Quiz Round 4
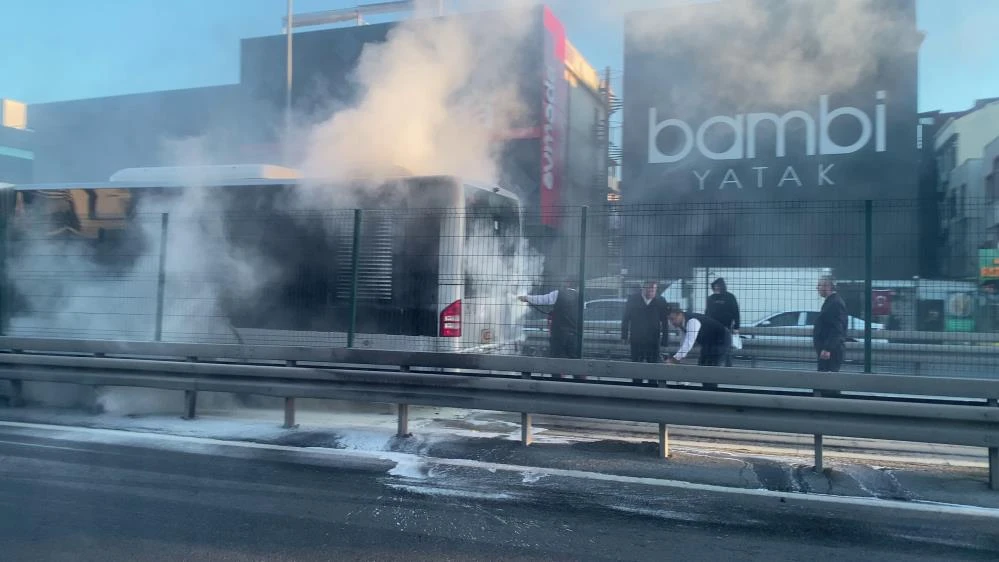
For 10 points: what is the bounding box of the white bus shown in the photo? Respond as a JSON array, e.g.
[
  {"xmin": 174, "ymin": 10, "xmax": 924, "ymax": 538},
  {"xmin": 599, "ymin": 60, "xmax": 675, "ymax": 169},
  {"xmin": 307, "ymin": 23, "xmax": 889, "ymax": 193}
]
[{"xmin": 2, "ymin": 165, "xmax": 530, "ymax": 353}]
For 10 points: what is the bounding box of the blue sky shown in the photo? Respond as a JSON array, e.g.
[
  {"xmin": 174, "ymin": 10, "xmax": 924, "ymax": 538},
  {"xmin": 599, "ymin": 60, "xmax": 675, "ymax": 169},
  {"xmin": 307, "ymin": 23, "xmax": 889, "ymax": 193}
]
[{"xmin": 0, "ymin": 0, "xmax": 996, "ymax": 112}]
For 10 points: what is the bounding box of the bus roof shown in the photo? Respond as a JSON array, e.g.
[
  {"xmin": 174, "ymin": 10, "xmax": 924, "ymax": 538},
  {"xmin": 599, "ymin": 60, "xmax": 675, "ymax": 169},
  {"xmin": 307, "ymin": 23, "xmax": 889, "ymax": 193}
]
[
  {"xmin": 109, "ymin": 164, "xmax": 302, "ymax": 183},
  {"xmin": 10, "ymin": 164, "xmax": 520, "ymax": 204}
]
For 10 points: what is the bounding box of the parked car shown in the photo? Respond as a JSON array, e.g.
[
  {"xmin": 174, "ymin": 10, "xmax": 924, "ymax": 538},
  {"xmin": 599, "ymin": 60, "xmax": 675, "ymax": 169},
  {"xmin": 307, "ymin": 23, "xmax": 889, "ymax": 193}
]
[
  {"xmin": 523, "ymin": 298, "xmax": 628, "ymax": 336},
  {"xmin": 745, "ymin": 310, "xmax": 885, "ymax": 342},
  {"xmin": 522, "ymin": 298, "xmax": 680, "ymax": 359},
  {"xmin": 523, "ymin": 298, "xmax": 681, "ymax": 338}
]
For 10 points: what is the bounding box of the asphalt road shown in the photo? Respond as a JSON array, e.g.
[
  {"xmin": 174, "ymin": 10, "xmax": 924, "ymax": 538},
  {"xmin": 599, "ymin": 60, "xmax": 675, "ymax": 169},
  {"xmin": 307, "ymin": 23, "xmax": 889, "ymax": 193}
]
[{"xmin": 0, "ymin": 424, "xmax": 997, "ymax": 561}]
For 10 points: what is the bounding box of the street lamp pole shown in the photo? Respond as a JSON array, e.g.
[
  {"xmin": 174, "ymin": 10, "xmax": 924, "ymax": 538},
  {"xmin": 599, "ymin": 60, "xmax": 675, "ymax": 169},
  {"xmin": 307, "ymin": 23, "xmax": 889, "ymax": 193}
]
[{"xmin": 284, "ymin": 0, "xmax": 294, "ymax": 162}]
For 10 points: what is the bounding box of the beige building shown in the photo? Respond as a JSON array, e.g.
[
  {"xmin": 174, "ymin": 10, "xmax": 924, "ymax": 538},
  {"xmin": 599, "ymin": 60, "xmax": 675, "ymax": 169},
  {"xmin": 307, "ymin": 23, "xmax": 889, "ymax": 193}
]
[{"xmin": 935, "ymin": 99, "xmax": 999, "ymax": 278}]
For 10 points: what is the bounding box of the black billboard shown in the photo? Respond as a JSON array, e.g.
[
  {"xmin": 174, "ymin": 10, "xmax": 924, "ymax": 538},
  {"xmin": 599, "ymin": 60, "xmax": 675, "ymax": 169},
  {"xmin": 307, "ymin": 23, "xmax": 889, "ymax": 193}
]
[{"xmin": 620, "ymin": 0, "xmax": 924, "ymax": 279}]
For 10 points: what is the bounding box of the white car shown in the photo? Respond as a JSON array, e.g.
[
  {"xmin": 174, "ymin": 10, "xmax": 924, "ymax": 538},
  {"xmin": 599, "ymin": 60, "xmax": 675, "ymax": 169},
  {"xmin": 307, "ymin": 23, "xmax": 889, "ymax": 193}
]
[
  {"xmin": 526, "ymin": 298, "xmax": 680, "ymax": 333},
  {"xmin": 523, "ymin": 298, "xmax": 629, "ymax": 335},
  {"xmin": 746, "ymin": 310, "xmax": 885, "ymax": 342}
]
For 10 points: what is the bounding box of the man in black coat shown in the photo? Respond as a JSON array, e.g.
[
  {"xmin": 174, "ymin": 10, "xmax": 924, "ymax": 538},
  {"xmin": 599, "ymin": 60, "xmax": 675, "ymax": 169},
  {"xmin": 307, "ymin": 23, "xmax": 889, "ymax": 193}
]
[
  {"xmin": 621, "ymin": 280, "xmax": 670, "ymax": 363},
  {"xmin": 705, "ymin": 277, "xmax": 740, "ymax": 366},
  {"xmin": 814, "ymin": 275, "xmax": 848, "ymax": 372}
]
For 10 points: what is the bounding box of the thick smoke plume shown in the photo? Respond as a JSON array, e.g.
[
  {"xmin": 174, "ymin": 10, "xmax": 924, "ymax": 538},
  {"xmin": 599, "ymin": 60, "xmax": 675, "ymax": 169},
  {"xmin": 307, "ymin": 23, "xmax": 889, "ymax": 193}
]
[
  {"xmin": 10, "ymin": 1, "xmax": 549, "ymax": 413},
  {"xmin": 297, "ymin": 0, "xmax": 535, "ymax": 188},
  {"xmin": 626, "ymin": 0, "xmax": 919, "ymax": 111}
]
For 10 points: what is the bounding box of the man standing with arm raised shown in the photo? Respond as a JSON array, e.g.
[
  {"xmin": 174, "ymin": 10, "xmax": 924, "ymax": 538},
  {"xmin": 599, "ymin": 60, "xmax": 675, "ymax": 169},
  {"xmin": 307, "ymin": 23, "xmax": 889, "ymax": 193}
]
[{"xmin": 519, "ymin": 277, "xmax": 580, "ymax": 360}]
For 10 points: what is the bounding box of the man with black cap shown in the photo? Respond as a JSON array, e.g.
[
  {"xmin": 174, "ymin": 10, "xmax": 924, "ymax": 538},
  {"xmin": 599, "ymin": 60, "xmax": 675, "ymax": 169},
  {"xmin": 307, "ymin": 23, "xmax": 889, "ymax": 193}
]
[
  {"xmin": 705, "ymin": 277, "xmax": 740, "ymax": 366},
  {"xmin": 519, "ymin": 277, "xmax": 580, "ymax": 359}
]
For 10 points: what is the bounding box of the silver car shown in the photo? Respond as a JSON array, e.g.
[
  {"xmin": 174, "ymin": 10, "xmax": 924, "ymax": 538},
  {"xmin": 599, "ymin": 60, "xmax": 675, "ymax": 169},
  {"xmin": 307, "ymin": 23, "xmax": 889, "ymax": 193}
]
[{"xmin": 746, "ymin": 310, "xmax": 886, "ymax": 342}]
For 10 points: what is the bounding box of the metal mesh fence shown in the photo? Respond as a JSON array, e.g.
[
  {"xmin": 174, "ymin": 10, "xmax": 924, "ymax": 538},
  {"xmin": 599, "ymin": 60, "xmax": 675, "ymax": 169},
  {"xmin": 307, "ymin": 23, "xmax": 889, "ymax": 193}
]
[{"xmin": 2, "ymin": 195, "xmax": 998, "ymax": 378}]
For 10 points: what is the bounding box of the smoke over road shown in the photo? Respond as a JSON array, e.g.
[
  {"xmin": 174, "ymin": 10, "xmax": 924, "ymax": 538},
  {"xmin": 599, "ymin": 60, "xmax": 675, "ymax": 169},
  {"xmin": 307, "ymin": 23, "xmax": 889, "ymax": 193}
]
[{"xmin": 7, "ymin": 1, "xmax": 550, "ymax": 414}]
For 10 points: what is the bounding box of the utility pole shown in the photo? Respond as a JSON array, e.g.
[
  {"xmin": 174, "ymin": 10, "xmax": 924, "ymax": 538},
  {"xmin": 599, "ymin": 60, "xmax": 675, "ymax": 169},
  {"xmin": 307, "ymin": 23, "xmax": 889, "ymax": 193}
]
[{"xmin": 285, "ymin": 0, "xmax": 294, "ymax": 163}]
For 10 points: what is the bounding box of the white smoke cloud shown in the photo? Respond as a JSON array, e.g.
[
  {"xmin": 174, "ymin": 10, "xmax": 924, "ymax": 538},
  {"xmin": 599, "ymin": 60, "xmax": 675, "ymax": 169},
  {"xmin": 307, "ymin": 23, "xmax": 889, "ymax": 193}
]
[
  {"xmin": 625, "ymin": 0, "xmax": 919, "ymax": 110},
  {"xmin": 9, "ymin": 0, "xmax": 554, "ymax": 414},
  {"xmin": 463, "ymin": 220, "xmax": 546, "ymax": 346},
  {"xmin": 296, "ymin": 0, "xmax": 535, "ymax": 189},
  {"xmin": 153, "ymin": 135, "xmax": 284, "ymax": 344}
]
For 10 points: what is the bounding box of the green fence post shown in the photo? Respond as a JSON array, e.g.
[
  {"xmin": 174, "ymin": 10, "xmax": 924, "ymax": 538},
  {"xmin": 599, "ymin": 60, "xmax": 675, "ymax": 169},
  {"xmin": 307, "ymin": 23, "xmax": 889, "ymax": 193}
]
[
  {"xmin": 154, "ymin": 213, "xmax": 169, "ymax": 342},
  {"xmin": 0, "ymin": 186, "xmax": 19, "ymax": 336},
  {"xmin": 864, "ymin": 200, "xmax": 873, "ymax": 373},
  {"xmin": 577, "ymin": 206, "xmax": 588, "ymax": 359},
  {"xmin": 348, "ymin": 209, "xmax": 362, "ymax": 349}
]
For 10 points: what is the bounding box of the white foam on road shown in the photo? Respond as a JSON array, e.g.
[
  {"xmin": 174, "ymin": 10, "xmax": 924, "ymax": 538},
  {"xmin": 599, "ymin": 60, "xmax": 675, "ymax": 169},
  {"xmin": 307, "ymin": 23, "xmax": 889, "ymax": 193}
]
[
  {"xmin": 521, "ymin": 471, "xmax": 548, "ymax": 484},
  {"xmin": 387, "ymin": 456, "xmax": 430, "ymax": 480},
  {"xmin": 2, "ymin": 420, "xmax": 998, "ymax": 520},
  {"xmin": 606, "ymin": 504, "xmax": 711, "ymax": 523},
  {"xmin": 387, "ymin": 483, "xmax": 518, "ymax": 501}
]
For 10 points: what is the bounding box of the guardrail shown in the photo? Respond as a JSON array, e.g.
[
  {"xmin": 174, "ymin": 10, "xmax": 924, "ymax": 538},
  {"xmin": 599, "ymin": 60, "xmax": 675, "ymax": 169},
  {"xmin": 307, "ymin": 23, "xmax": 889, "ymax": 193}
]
[
  {"xmin": 524, "ymin": 330, "xmax": 999, "ymax": 375},
  {"xmin": 0, "ymin": 336, "xmax": 997, "ymax": 490},
  {"xmin": 531, "ymin": 324, "xmax": 999, "ymax": 343}
]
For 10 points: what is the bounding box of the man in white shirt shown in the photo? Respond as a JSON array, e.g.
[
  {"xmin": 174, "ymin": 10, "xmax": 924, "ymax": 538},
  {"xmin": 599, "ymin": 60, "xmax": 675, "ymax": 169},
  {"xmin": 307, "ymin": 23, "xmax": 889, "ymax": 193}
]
[{"xmin": 666, "ymin": 307, "xmax": 730, "ymax": 366}]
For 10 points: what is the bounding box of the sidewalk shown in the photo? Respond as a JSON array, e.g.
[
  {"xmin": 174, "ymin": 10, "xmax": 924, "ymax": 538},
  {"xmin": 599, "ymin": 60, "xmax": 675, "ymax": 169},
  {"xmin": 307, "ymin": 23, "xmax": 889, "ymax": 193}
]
[{"xmin": 1, "ymin": 398, "xmax": 996, "ymax": 511}]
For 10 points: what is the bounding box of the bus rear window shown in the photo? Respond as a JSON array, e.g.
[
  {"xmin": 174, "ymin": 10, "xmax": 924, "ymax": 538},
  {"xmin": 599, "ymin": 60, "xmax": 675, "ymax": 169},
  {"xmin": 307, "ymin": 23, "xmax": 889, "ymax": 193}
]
[
  {"xmin": 464, "ymin": 187, "xmax": 522, "ymax": 299},
  {"xmin": 221, "ymin": 186, "xmax": 443, "ymax": 337}
]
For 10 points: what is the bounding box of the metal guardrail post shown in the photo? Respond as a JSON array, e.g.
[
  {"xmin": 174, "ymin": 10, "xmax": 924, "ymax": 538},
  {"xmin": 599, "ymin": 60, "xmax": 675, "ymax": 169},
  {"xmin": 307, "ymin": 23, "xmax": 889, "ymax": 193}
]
[
  {"xmin": 990, "ymin": 398, "xmax": 998, "ymax": 491},
  {"xmin": 656, "ymin": 380, "xmax": 669, "ymax": 458},
  {"xmin": 864, "ymin": 200, "xmax": 873, "ymax": 373},
  {"xmin": 182, "ymin": 355, "xmax": 197, "ymax": 420},
  {"xmin": 284, "ymin": 397, "xmax": 298, "ymax": 429},
  {"xmin": 348, "ymin": 209, "xmax": 362, "ymax": 349},
  {"xmin": 521, "ymin": 371, "xmax": 533, "ymax": 446},
  {"xmin": 397, "ymin": 365, "xmax": 411, "ymax": 438},
  {"xmin": 658, "ymin": 423, "xmax": 669, "ymax": 459},
  {"xmin": 814, "ymin": 434, "xmax": 824, "ymax": 471},
  {"xmin": 397, "ymin": 404, "xmax": 410, "ymax": 437},
  {"xmin": 577, "ymin": 206, "xmax": 588, "ymax": 359},
  {"xmin": 183, "ymin": 390, "xmax": 197, "ymax": 420},
  {"xmin": 813, "ymin": 389, "xmax": 824, "ymax": 471},
  {"xmin": 283, "ymin": 360, "xmax": 298, "ymax": 428},
  {"xmin": 8, "ymin": 379, "xmax": 23, "ymax": 407},
  {"xmin": 154, "ymin": 213, "xmax": 169, "ymax": 342}
]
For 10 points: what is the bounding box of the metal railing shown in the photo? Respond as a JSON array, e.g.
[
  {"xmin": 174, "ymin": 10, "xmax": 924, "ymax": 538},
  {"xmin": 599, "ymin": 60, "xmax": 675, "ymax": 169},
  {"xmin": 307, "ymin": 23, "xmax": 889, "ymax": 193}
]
[
  {"xmin": 4, "ymin": 198, "xmax": 999, "ymax": 373},
  {"xmin": 0, "ymin": 336, "xmax": 997, "ymax": 490}
]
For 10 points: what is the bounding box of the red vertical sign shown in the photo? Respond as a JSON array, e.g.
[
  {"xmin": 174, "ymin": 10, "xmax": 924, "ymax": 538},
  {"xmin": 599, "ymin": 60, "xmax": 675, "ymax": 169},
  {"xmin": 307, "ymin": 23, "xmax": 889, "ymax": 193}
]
[{"xmin": 541, "ymin": 7, "xmax": 568, "ymax": 227}]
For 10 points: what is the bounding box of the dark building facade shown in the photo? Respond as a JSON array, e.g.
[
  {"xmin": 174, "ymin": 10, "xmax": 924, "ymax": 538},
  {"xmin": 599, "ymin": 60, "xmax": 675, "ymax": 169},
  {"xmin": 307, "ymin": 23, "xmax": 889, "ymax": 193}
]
[
  {"xmin": 0, "ymin": 100, "xmax": 33, "ymax": 185},
  {"xmin": 621, "ymin": 0, "xmax": 923, "ymax": 280},
  {"xmin": 29, "ymin": 85, "xmax": 270, "ymax": 183}
]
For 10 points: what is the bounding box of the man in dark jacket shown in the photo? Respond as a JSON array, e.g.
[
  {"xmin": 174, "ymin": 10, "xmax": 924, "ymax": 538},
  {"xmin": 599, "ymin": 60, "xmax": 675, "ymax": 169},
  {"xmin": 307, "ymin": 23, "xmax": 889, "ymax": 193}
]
[
  {"xmin": 622, "ymin": 280, "xmax": 670, "ymax": 363},
  {"xmin": 705, "ymin": 277, "xmax": 740, "ymax": 366},
  {"xmin": 666, "ymin": 307, "xmax": 731, "ymax": 366},
  {"xmin": 519, "ymin": 278, "xmax": 580, "ymax": 359},
  {"xmin": 814, "ymin": 275, "xmax": 848, "ymax": 372}
]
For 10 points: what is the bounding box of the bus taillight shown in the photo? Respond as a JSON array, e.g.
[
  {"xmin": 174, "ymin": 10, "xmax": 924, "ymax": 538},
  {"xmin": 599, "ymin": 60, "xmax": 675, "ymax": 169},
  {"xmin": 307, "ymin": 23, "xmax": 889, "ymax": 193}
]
[{"xmin": 440, "ymin": 300, "xmax": 462, "ymax": 337}]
